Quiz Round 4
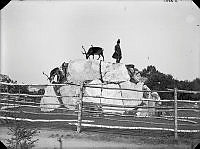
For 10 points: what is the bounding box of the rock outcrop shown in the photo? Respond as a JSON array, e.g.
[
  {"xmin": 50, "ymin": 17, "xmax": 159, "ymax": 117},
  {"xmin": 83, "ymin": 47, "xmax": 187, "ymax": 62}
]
[{"xmin": 40, "ymin": 59, "xmax": 161, "ymax": 116}]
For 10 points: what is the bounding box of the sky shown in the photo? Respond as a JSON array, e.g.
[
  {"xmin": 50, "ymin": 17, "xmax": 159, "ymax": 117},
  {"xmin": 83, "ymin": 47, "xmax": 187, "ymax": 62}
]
[{"xmin": 0, "ymin": 0, "xmax": 200, "ymax": 84}]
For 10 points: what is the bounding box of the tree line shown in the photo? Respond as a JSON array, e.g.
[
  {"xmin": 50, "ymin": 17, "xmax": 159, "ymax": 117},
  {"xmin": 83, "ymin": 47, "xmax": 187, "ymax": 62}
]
[{"xmin": 141, "ymin": 65, "xmax": 200, "ymax": 101}]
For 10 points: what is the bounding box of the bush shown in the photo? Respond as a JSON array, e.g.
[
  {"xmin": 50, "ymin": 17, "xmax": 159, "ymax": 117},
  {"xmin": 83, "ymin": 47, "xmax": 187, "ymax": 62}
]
[{"xmin": 6, "ymin": 120, "xmax": 39, "ymax": 149}]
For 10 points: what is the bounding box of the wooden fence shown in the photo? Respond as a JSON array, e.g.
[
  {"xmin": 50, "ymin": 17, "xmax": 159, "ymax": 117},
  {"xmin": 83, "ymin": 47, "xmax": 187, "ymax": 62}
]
[{"xmin": 0, "ymin": 81, "xmax": 200, "ymax": 140}]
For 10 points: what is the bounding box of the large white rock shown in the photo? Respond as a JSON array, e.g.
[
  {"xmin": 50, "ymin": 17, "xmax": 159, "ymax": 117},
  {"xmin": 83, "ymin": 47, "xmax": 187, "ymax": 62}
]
[
  {"xmin": 84, "ymin": 80, "xmax": 144, "ymax": 113},
  {"xmin": 67, "ymin": 59, "xmax": 101, "ymax": 84},
  {"xmin": 59, "ymin": 85, "xmax": 80, "ymax": 110},
  {"xmin": 101, "ymin": 83, "xmax": 124, "ymax": 113},
  {"xmin": 83, "ymin": 79, "xmax": 102, "ymax": 104},
  {"xmin": 147, "ymin": 92, "xmax": 161, "ymax": 116},
  {"xmin": 67, "ymin": 59, "xmax": 130, "ymax": 83},
  {"xmin": 119, "ymin": 81, "xmax": 143, "ymax": 107},
  {"xmin": 136, "ymin": 85, "xmax": 161, "ymax": 116},
  {"xmin": 40, "ymin": 86, "xmax": 60, "ymax": 112},
  {"xmin": 102, "ymin": 63, "xmax": 130, "ymax": 82}
]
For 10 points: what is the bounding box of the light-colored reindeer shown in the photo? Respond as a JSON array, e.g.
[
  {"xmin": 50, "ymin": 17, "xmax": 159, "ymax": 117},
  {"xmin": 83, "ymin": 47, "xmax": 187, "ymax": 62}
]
[{"xmin": 82, "ymin": 45, "xmax": 104, "ymax": 61}]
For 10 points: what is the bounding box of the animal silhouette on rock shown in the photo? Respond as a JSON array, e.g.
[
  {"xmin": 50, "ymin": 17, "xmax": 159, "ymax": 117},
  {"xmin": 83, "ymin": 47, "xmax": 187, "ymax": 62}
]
[{"xmin": 82, "ymin": 45, "xmax": 104, "ymax": 61}]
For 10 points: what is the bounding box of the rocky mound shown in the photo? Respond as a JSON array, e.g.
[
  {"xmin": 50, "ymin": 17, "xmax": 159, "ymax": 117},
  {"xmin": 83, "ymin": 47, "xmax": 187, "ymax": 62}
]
[{"xmin": 40, "ymin": 59, "xmax": 161, "ymax": 116}]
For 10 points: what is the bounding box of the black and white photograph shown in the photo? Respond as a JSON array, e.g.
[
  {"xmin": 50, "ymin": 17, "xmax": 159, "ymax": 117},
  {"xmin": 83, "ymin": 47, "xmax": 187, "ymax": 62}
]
[{"xmin": 0, "ymin": 0, "xmax": 200, "ymax": 148}]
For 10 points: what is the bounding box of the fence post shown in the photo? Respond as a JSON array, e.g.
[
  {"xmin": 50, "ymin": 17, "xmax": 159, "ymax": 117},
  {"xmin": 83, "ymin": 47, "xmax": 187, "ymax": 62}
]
[
  {"xmin": 77, "ymin": 82, "xmax": 84, "ymax": 133},
  {"xmin": 174, "ymin": 88, "xmax": 178, "ymax": 140}
]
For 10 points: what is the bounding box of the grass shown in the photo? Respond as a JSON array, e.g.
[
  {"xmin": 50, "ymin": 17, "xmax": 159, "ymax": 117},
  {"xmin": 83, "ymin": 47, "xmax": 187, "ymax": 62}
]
[{"xmin": 0, "ymin": 96, "xmax": 200, "ymax": 146}]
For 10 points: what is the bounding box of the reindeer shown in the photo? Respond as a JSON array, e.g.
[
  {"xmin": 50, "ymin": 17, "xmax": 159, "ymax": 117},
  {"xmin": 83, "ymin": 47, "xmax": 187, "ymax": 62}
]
[
  {"xmin": 43, "ymin": 68, "xmax": 62, "ymax": 83},
  {"xmin": 43, "ymin": 62, "xmax": 68, "ymax": 84},
  {"xmin": 82, "ymin": 45, "xmax": 104, "ymax": 61}
]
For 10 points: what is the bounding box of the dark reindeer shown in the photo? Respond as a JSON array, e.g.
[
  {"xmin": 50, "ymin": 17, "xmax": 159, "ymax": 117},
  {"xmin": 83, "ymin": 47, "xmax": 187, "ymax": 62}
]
[
  {"xmin": 43, "ymin": 68, "xmax": 63, "ymax": 83},
  {"xmin": 43, "ymin": 62, "xmax": 68, "ymax": 84},
  {"xmin": 82, "ymin": 45, "xmax": 104, "ymax": 61}
]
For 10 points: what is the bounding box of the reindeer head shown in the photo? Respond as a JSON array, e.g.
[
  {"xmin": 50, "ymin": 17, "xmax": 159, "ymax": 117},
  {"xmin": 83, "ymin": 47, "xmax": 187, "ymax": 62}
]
[
  {"xmin": 49, "ymin": 67, "xmax": 60, "ymax": 83},
  {"xmin": 49, "ymin": 73, "xmax": 56, "ymax": 83}
]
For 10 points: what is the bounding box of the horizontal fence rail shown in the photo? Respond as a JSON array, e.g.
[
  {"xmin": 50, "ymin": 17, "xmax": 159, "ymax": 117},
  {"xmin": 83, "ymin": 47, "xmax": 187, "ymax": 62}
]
[
  {"xmin": 168, "ymin": 88, "xmax": 200, "ymax": 94},
  {"xmin": 0, "ymin": 81, "xmax": 200, "ymax": 139}
]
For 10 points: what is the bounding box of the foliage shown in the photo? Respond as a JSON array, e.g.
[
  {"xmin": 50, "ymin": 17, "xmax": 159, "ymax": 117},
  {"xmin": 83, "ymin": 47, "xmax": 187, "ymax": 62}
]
[
  {"xmin": 0, "ymin": 74, "xmax": 29, "ymax": 94},
  {"xmin": 141, "ymin": 65, "xmax": 200, "ymax": 102},
  {"xmin": 6, "ymin": 121, "xmax": 39, "ymax": 149}
]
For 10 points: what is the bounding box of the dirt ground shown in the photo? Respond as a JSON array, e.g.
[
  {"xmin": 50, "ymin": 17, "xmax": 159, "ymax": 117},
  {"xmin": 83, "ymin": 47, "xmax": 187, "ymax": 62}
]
[{"xmin": 0, "ymin": 126, "xmax": 193, "ymax": 149}]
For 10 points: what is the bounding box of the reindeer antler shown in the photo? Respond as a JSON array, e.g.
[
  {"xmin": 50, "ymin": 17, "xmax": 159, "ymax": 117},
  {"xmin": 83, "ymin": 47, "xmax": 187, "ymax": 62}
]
[
  {"xmin": 81, "ymin": 46, "xmax": 87, "ymax": 54},
  {"xmin": 42, "ymin": 72, "xmax": 50, "ymax": 81}
]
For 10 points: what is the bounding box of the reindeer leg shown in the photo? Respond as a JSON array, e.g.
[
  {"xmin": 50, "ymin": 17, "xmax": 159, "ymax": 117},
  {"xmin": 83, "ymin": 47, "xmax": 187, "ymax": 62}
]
[
  {"xmin": 97, "ymin": 55, "xmax": 100, "ymax": 60},
  {"xmin": 101, "ymin": 53, "xmax": 104, "ymax": 61},
  {"xmin": 93, "ymin": 55, "xmax": 94, "ymax": 59}
]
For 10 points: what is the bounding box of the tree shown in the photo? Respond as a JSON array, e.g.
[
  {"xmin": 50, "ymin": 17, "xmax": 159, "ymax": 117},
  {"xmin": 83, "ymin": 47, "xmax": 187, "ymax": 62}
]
[{"xmin": 141, "ymin": 65, "xmax": 200, "ymax": 102}]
